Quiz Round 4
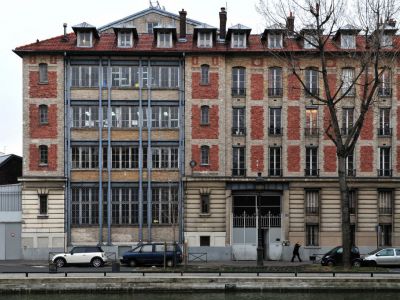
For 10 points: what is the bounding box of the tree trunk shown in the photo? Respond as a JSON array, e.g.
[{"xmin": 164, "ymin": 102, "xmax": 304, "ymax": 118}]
[{"xmin": 338, "ymin": 154, "xmax": 351, "ymax": 267}]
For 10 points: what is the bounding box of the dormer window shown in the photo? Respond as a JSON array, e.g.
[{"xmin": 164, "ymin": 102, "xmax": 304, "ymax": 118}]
[
  {"xmin": 268, "ymin": 33, "xmax": 283, "ymax": 49},
  {"xmin": 198, "ymin": 32, "xmax": 213, "ymax": 48},
  {"xmin": 118, "ymin": 32, "xmax": 132, "ymax": 47},
  {"xmin": 304, "ymin": 34, "xmax": 317, "ymax": 49},
  {"xmin": 232, "ymin": 33, "xmax": 246, "ymax": 48},
  {"xmin": 341, "ymin": 34, "xmax": 356, "ymax": 49},
  {"xmin": 77, "ymin": 32, "xmax": 92, "ymax": 47},
  {"xmin": 381, "ymin": 34, "xmax": 392, "ymax": 48},
  {"xmin": 158, "ymin": 32, "xmax": 172, "ymax": 48}
]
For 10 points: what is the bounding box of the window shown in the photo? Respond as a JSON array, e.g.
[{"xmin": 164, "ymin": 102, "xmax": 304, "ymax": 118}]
[
  {"xmin": 151, "ymin": 66, "xmax": 179, "ymax": 88},
  {"xmin": 268, "ymin": 33, "xmax": 282, "ymax": 48},
  {"xmin": 157, "ymin": 32, "xmax": 172, "ymax": 48},
  {"xmin": 349, "ymin": 190, "xmax": 357, "ymax": 214},
  {"xmin": 379, "ymin": 224, "xmax": 392, "ymax": 247},
  {"xmin": 147, "ymin": 22, "xmax": 159, "ymax": 34},
  {"xmin": 200, "ymin": 236, "xmax": 210, "ymax": 246},
  {"xmin": 151, "ymin": 147, "xmax": 179, "ymax": 169},
  {"xmin": 77, "ymin": 32, "xmax": 92, "ymax": 47},
  {"xmin": 379, "ymin": 190, "xmax": 393, "ymax": 215},
  {"xmin": 39, "ymin": 145, "xmax": 48, "ymax": 165},
  {"xmin": 71, "ymin": 187, "xmax": 100, "ymax": 225},
  {"xmin": 341, "ymin": 34, "xmax": 356, "ymax": 49},
  {"xmin": 381, "ymin": 34, "xmax": 392, "ymax": 48},
  {"xmin": 201, "ymin": 106, "xmax": 209, "ymax": 125},
  {"xmin": 232, "ymin": 147, "xmax": 245, "ymax": 176},
  {"xmin": 342, "ymin": 108, "xmax": 354, "ymax": 135},
  {"xmin": 71, "ymin": 66, "xmax": 106, "ymax": 87},
  {"xmin": 232, "ymin": 67, "xmax": 246, "ymax": 96},
  {"xmin": 305, "ymin": 68, "xmax": 319, "ymax": 96},
  {"xmin": 378, "ymin": 147, "xmax": 391, "ymax": 176},
  {"xmin": 269, "ymin": 107, "xmax": 282, "ymax": 135},
  {"xmin": 306, "ymin": 224, "xmax": 319, "ymax": 246},
  {"xmin": 201, "ymin": 64, "xmax": 209, "ymax": 84},
  {"xmin": 305, "ymin": 190, "xmax": 319, "ymax": 215},
  {"xmin": 39, "ymin": 63, "xmax": 48, "ymax": 83},
  {"xmin": 39, "ymin": 195, "xmax": 48, "ymax": 215},
  {"xmin": 268, "ymin": 67, "xmax": 283, "ymax": 96},
  {"xmin": 232, "ymin": 107, "xmax": 245, "ymax": 135},
  {"xmin": 231, "ymin": 32, "xmax": 246, "ymax": 48},
  {"xmin": 305, "ymin": 147, "xmax": 318, "ymax": 176},
  {"xmin": 341, "ymin": 68, "xmax": 355, "ymax": 96},
  {"xmin": 71, "ymin": 147, "xmax": 99, "ymax": 169},
  {"xmin": 378, "ymin": 108, "xmax": 391, "ymax": 136},
  {"xmin": 39, "ymin": 105, "xmax": 48, "ymax": 125},
  {"xmin": 378, "ymin": 70, "xmax": 391, "ymax": 96},
  {"xmin": 198, "ymin": 32, "xmax": 212, "ymax": 47},
  {"xmin": 118, "ymin": 31, "xmax": 132, "ymax": 47},
  {"xmin": 304, "ymin": 34, "xmax": 318, "ymax": 49},
  {"xmin": 269, "ymin": 147, "xmax": 281, "ymax": 176},
  {"xmin": 305, "ymin": 108, "xmax": 318, "ymax": 136},
  {"xmin": 201, "ymin": 146, "xmax": 209, "ymax": 165},
  {"xmin": 201, "ymin": 194, "xmax": 210, "ymax": 214},
  {"xmin": 346, "ymin": 151, "xmax": 355, "ymax": 176},
  {"xmin": 151, "ymin": 187, "xmax": 179, "ymax": 224}
]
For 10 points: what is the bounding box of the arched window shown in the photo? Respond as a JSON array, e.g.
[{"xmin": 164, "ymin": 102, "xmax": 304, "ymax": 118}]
[
  {"xmin": 39, "ymin": 145, "xmax": 48, "ymax": 165},
  {"xmin": 39, "ymin": 105, "xmax": 48, "ymax": 125},
  {"xmin": 232, "ymin": 67, "xmax": 246, "ymax": 96},
  {"xmin": 200, "ymin": 105, "xmax": 209, "ymax": 125},
  {"xmin": 200, "ymin": 145, "xmax": 209, "ymax": 165},
  {"xmin": 201, "ymin": 64, "xmax": 209, "ymax": 84},
  {"xmin": 39, "ymin": 63, "xmax": 48, "ymax": 83}
]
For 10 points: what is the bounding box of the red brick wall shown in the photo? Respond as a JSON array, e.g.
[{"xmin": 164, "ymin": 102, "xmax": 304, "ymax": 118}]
[
  {"xmin": 29, "ymin": 144, "xmax": 57, "ymax": 171},
  {"xmin": 287, "ymin": 106, "xmax": 300, "ymax": 140},
  {"xmin": 326, "ymin": 74, "xmax": 337, "ymax": 98},
  {"xmin": 288, "ymin": 73, "xmax": 301, "ymax": 100},
  {"xmin": 29, "ymin": 104, "xmax": 58, "ymax": 138},
  {"xmin": 397, "ymin": 146, "xmax": 400, "ymax": 172},
  {"xmin": 192, "ymin": 105, "xmax": 219, "ymax": 139},
  {"xmin": 323, "ymin": 106, "xmax": 334, "ymax": 140},
  {"xmin": 360, "ymin": 146, "xmax": 373, "ymax": 172},
  {"xmin": 360, "ymin": 109, "xmax": 373, "ymax": 140},
  {"xmin": 397, "ymin": 107, "xmax": 400, "ymax": 140},
  {"xmin": 192, "ymin": 72, "xmax": 219, "ymax": 99},
  {"xmin": 250, "ymin": 74, "xmax": 264, "ymax": 100},
  {"xmin": 287, "ymin": 145, "xmax": 300, "ymax": 172},
  {"xmin": 191, "ymin": 145, "xmax": 219, "ymax": 171},
  {"xmin": 324, "ymin": 145, "xmax": 337, "ymax": 172},
  {"xmin": 251, "ymin": 106, "xmax": 264, "ymax": 140},
  {"xmin": 251, "ymin": 145, "xmax": 264, "ymax": 172},
  {"xmin": 29, "ymin": 71, "xmax": 57, "ymax": 98}
]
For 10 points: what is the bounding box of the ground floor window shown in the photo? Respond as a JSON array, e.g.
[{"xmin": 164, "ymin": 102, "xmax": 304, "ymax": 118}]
[
  {"xmin": 306, "ymin": 224, "xmax": 319, "ymax": 246},
  {"xmin": 379, "ymin": 224, "xmax": 392, "ymax": 246}
]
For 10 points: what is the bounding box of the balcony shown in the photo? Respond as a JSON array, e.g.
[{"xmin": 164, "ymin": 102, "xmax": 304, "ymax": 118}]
[
  {"xmin": 304, "ymin": 127, "xmax": 319, "ymax": 137},
  {"xmin": 232, "ymin": 88, "xmax": 246, "ymax": 97},
  {"xmin": 377, "ymin": 87, "xmax": 392, "ymax": 97},
  {"xmin": 268, "ymin": 127, "xmax": 283, "ymax": 136},
  {"xmin": 304, "ymin": 87, "xmax": 319, "ymax": 97},
  {"xmin": 269, "ymin": 168, "xmax": 282, "ymax": 177},
  {"xmin": 232, "ymin": 168, "xmax": 246, "ymax": 177},
  {"xmin": 268, "ymin": 88, "xmax": 283, "ymax": 97},
  {"xmin": 378, "ymin": 127, "xmax": 392, "ymax": 136},
  {"xmin": 232, "ymin": 127, "xmax": 246, "ymax": 136},
  {"xmin": 346, "ymin": 169, "xmax": 356, "ymax": 177},
  {"xmin": 379, "ymin": 207, "xmax": 393, "ymax": 215},
  {"xmin": 305, "ymin": 168, "xmax": 319, "ymax": 177},
  {"xmin": 306, "ymin": 206, "xmax": 319, "ymax": 215},
  {"xmin": 378, "ymin": 169, "xmax": 392, "ymax": 177}
]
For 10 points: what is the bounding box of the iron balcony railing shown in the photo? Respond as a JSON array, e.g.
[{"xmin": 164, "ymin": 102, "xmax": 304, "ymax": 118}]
[
  {"xmin": 306, "ymin": 206, "xmax": 319, "ymax": 215},
  {"xmin": 346, "ymin": 169, "xmax": 356, "ymax": 177},
  {"xmin": 233, "ymin": 214, "xmax": 282, "ymax": 228},
  {"xmin": 232, "ymin": 168, "xmax": 246, "ymax": 177},
  {"xmin": 268, "ymin": 127, "xmax": 283, "ymax": 136},
  {"xmin": 377, "ymin": 87, "xmax": 392, "ymax": 97},
  {"xmin": 341, "ymin": 88, "xmax": 356, "ymax": 97},
  {"xmin": 232, "ymin": 88, "xmax": 246, "ymax": 97},
  {"xmin": 379, "ymin": 207, "xmax": 393, "ymax": 215},
  {"xmin": 304, "ymin": 87, "xmax": 319, "ymax": 97},
  {"xmin": 304, "ymin": 127, "xmax": 319, "ymax": 137},
  {"xmin": 268, "ymin": 88, "xmax": 283, "ymax": 97},
  {"xmin": 232, "ymin": 127, "xmax": 246, "ymax": 136},
  {"xmin": 305, "ymin": 168, "xmax": 319, "ymax": 177},
  {"xmin": 378, "ymin": 169, "xmax": 392, "ymax": 177},
  {"xmin": 269, "ymin": 168, "xmax": 282, "ymax": 177},
  {"xmin": 378, "ymin": 127, "xmax": 392, "ymax": 136}
]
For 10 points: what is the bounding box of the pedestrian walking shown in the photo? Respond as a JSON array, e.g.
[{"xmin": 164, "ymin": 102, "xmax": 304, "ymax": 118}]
[{"xmin": 291, "ymin": 242, "xmax": 302, "ymax": 262}]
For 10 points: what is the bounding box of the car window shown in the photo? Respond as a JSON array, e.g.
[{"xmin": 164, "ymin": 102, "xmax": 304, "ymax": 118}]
[
  {"xmin": 396, "ymin": 249, "xmax": 400, "ymax": 256},
  {"xmin": 71, "ymin": 247, "xmax": 84, "ymax": 254},
  {"xmin": 155, "ymin": 245, "xmax": 165, "ymax": 252},
  {"xmin": 86, "ymin": 247, "xmax": 99, "ymax": 253},
  {"xmin": 351, "ymin": 247, "xmax": 359, "ymax": 254},
  {"xmin": 141, "ymin": 245, "xmax": 153, "ymax": 253},
  {"xmin": 337, "ymin": 248, "xmax": 343, "ymax": 254},
  {"xmin": 377, "ymin": 249, "xmax": 394, "ymax": 257},
  {"xmin": 131, "ymin": 246, "xmax": 141, "ymax": 252}
]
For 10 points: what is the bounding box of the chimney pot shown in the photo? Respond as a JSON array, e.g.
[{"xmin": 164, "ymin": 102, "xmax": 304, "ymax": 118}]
[
  {"xmin": 179, "ymin": 9, "xmax": 187, "ymax": 39},
  {"xmin": 219, "ymin": 7, "xmax": 227, "ymax": 40},
  {"xmin": 286, "ymin": 13, "xmax": 295, "ymax": 34}
]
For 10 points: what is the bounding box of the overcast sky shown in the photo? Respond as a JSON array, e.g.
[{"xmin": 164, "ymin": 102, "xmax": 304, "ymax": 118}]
[{"xmin": 0, "ymin": 0, "xmax": 265, "ymax": 156}]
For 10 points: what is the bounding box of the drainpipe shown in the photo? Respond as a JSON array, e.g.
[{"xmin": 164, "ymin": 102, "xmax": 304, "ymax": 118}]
[
  {"xmin": 178, "ymin": 53, "xmax": 185, "ymax": 244},
  {"xmin": 138, "ymin": 58, "xmax": 143, "ymax": 242},
  {"xmin": 64, "ymin": 53, "xmax": 70, "ymax": 249},
  {"xmin": 98, "ymin": 58, "xmax": 103, "ymax": 244},
  {"xmin": 107, "ymin": 58, "xmax": 112, "ymax": 245},
  {"xmin": 147, "ymin": 58, "xmax": 152, "ymax": 242}
]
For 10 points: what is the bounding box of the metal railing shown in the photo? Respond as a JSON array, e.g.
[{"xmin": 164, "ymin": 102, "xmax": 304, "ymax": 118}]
[
  {"xmin": 232, "ymin": 88, "xmax": 246, "ymax": 97},
  {"xmin": 232, "ymin": 127, "xmax": 246, "ymax": 136},
  {"xmin": 305, "ymin": 168, "xmax": 319, "ymax": 177},
  {"xmin": 378, "ymin": 127, "xmax": 392, "ymax": 136},
  {"xmin": 232, "ymin": 214, "xmax": 281, "ymax": 228},
  {"xmin": 268, "ymin": 127, "xmax": 283, "ymax": 136},
  {"xmin": 377, "ymin": 169, "xmax": 392, "ymax": 177},
  {"xmin": 304, "ymin": 88, "xmax": 319, "ymax": 97},
  {"xmin": 379, "ymin": 208, "xmax": 393, "ymax": 215},
  {"xmin": 304, "ymin": 128, "xmax": 319, "ymax": 137},
  {"xmin": 306, "ymin": 207, "xmax": 319, "ymax": 215},
  {"xmin": 269, "ymin": 168, "xmax": 282, "ymax": 177},
  {"xmin": 232, "ymin": 168, "xmax": 246, "ymax": 176},
  {"xmin": 268, "ymin": 88, "xmax": 283, "ymax": 97},
  {"xmin": 377, "ymin": 87, "xmax": 392, "ymax": 97},
  {"xmin": 346, "ymin": 169, "xmax": 356, "ymax": 177},
  {"xmin": 0, "ymin": 184, "xmax": 21, "ymax": 212}
]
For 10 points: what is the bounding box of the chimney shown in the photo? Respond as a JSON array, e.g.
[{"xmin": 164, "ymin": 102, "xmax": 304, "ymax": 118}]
[
  {"xmin": 62, "ymin": 23, "xmax": 68, "ymax": 42},
  {"xmin": 286, "ymin": 12, "xmax": 294, "ymax": 34},
  {"xmin": 179, "ymin": 9, "xmax": 187, "ymax": 39},
  {"xmin": 219, "ymin": 7, "xmax": 227, "ymax": 40},
  {"xmin": 387, "ymin": 18, "xmax": 396, "ymax": 28}
]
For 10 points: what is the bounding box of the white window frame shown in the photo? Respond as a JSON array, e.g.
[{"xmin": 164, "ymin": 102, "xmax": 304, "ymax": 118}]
[
  {"xmin": 147, "ymin": 22, "xmax": 159, "ymax": 34},
  {"xmin": 198, "ymin": 32, "xmax": 213, "ymax": 48},
  {"xmin": 157, "ymin": 32, "xmax": 172, "ymax": 48},
  {"xmin": 268, "ymin": 33, "xmax": 283, "ymax": 49},
  {"xmin": 77, "ymin": 32, "xmax": 93, "ymax": 47},
  {"xmin": 231, "ymin": 32, "xmax": 246, "ymax": 48},
  {"xmin": 341, "ymin": 68, "xmax": 355, "ymax": 95},
  {"xmin": 341, "ymin": 34, "xmax": 356, "ymax": 49},
  {"xmin": 118, "ymin": 32, "xmax": 133, "ymax": 48},
  {"xmin": 304, "ymin": 34, "xmax": 317, "ymax": 49},
  {"xmin": 381, "ymin": 34, "xmax": 392, "ymax": 48}
]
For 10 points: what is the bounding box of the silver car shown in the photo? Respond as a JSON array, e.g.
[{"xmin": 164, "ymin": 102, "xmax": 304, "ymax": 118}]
[{"xmin": 363, "ymin": 248, "xmax": 400, "ymax": 266}]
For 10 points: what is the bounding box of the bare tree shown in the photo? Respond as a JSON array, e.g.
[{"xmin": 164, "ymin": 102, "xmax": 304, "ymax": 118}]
[{"xmin": 257, "ymin": 0, "xmax": 399, "ymax": 267}]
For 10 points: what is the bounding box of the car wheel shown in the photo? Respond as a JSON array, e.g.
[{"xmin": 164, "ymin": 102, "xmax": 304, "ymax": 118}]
[
  {"xmin": 91, "ymin": 257, "xmax": 103, "ymax": 268},
  {"xmin": 166, "ymin": 259, "xmax": 174, "ymax": 267},
  {"xmin": 327, "ymin": 261, "xmax": 335, "ymax": 267},
  {"xmin": 370, "ymin": 260, "xmax": 377, "ymax": 267},
  {"xmin": 129, "ymin": 259, "xmax": 137, "ymax": 267},
  {"xmin": 352, "ymin": 260, "xmax": 361, "ymax": 268},
  {"xmin": 55, "ymin": 258, "xmax": 66, "ymax": 268}
]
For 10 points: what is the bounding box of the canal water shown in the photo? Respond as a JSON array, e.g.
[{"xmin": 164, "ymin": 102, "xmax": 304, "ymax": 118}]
[{"xmin": 0, "ymin": 293, "xmax": 397, "ymax": 300}]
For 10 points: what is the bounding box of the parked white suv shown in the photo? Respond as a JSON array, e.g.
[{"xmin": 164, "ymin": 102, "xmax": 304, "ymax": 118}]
[{"xmin": 52, "ymin": 246, "xmax": 107, "ymax": 268}]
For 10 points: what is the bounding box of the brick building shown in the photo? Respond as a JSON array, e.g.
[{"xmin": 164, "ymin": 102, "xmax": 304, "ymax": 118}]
[{"xmin": 14, "ymin": 5, "xmax": 400, "ymax": 260}]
